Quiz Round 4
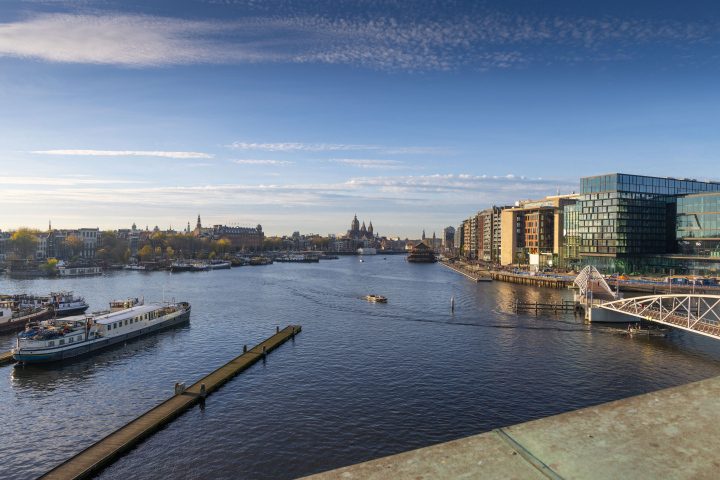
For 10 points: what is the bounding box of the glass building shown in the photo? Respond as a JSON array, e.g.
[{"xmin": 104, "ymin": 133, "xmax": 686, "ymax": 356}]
[
  {"xmin": 563, "ymin": 203, "xmax": 581, "ymax": 267},
  {"xmin": 579, "ymin": 174, "xmax": 720, "ymax": 273},
  {"xmin": 677, "ymin": 193, "xmax": 720, "ymax": 258}
]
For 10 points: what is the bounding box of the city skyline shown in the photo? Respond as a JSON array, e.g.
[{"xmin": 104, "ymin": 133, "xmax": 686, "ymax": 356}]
[{"xmin": 2, "ymin": 0, "xmax": 719, "ymax": 237}]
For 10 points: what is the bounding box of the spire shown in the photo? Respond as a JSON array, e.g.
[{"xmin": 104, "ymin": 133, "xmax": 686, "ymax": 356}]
[
  {"xmin": 197, "ymin": 214, "xmax": 202, "ymax": 229},
  {"xmin": 422, "ymin": 230, "xmax": 425, "ymax": 240}
]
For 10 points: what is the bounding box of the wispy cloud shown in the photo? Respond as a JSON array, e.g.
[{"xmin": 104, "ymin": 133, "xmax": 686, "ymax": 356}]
[
  {"xmin": 227, "ymin": 142, "xmax": 374, "ymax": 152},
  {"xmin": 31, "ymin": 149, "xmax": 214, "ymax": 159},
  {"xmin": 229, "ymin": 159, "xmax": 294, "ymax": 165},
  {"xmin": 330, "ymin": 159, "xmax": 411, "ymax": 170},
  {"xmin": 0, "ymin": 176, "xmax": 144, "ymax": 186},
  {"xmin": 0, "ymin": 11, "xmax": 714, "ymax": 71}
]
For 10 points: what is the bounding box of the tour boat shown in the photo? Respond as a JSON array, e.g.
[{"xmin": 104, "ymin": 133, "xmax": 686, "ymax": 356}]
[
  {"xmin": 366, "ymin": 294, "xmax": 387, "ymax": 303},
  {"xmin": 12, "ymin": 300, "xmax": 191, "ymax": 364},
  {"xmin": 627, "ymin": 325, "xmax": 669, "ymax": 337},
  {"xmin": 210, "ymin": 262, "xmax": 231, "ymax": 270}
]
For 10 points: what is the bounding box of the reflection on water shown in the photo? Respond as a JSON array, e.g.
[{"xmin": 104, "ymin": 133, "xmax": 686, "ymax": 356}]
[{"xmin": 0, "ymin": 257, "xmax": 719, "ymax": 480}]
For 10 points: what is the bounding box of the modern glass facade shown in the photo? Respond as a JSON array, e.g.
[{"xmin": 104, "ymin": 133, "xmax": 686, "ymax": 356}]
[
  {"xmin": 563, "ymin": 204, "xmax": 581, "ymax": 267},
  {"xmin": 579, "ymin": 174, "xmax": 720, "ymax": 273},
  {"xmin": 677, "ymin": 193, "xmax": 720, "ymax": 257}
]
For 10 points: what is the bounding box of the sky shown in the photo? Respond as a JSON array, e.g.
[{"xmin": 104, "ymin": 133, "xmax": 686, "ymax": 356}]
[{"xmin": 1, "ymin": 0, "xmax": 719, "ymax": 238}]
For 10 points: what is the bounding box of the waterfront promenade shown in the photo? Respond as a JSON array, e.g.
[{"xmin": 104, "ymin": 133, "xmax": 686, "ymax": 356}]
[{"xmin": 305, "ymin": 373, "xmax": 720, "ymax": 479}]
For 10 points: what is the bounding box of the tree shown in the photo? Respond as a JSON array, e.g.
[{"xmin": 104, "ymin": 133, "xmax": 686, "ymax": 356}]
[
  {"xmin": 40, "ymin": 258, "xmax": 58, "ymax": 271},
  {"xmin": 155, "ymin": 246, "xmax": 162, "ymax": 257},
  {"xmin": 97, "ymin": 248, "xmax": 113, "ymax": 261},
  {"xmin": 166, "ymin": 246, "xmax": 175, "ymax": 258},
  {"xmin": 151, "ymin": 232, "xmax": 166, "ymax": 248},
  {"xmin": 10, "ymin": 228, "xmax": 39, "ymax": 259},
  {"xmin": 217, "ymin": 238, "xmax": 232, "ymax": 254},
  {"xmin": 209, "ymin": 251, "xmax": 217, "ymax": 260},
  {"xmin": 101, "ymin": 230, "xmax": 118, "ymax": 248},
  {"xmin": 138, "ymin": 245, "xmax": 154, "ymax": 262},
  {"xmin": 64, "ymin": 235, "xmax": 85, "ymax": 258}
]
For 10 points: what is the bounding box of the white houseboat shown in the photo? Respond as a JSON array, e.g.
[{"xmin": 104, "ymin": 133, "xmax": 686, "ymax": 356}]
[{"xmin": 12, "ymin": 301, "xmax": 191, "ymax": 364}]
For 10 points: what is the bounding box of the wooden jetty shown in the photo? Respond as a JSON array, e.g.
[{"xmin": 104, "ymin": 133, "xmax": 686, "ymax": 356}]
[
  {"xmin": 439, "ymin": 262, "xmax": 492, "ymax": 282},
  {"xmin": 490, "ymin": 271, "xmax": 573, "ymax": 290},
  {"xmin": 38, "ymin": 325, "xmax": 301, "ymax": 480},
  {"xmin": 0, "ymin": 350, "xmax": 15, "ymax": 367},
  {"xmin": 515, "ymin": 300, "xmax": 578, "ymax": 314}
]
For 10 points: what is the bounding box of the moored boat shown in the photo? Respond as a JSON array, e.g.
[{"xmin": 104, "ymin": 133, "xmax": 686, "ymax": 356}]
[
  {"xmin": 12, "ymin": 300, "xmax": 191, "ymax": 364},
  {"xmin": 170, "ymin": 261, "xmax": 193, "ymax": 272},
  {"xmin": 0, "ymin": 300, "xmax": 54, "ymax": 333},
  {"xmin": 210, "ymin": 261, "xmax": 231, "ymax": 270}
]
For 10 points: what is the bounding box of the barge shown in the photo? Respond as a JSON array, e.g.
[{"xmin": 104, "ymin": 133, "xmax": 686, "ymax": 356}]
[{"xmin": 12, "ymin": 301, "xmax": 191, "ymax": 364}]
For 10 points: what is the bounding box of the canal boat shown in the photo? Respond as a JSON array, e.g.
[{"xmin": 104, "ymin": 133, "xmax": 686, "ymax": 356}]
[
  {"xmin": 12, "ymin": 300, "xmax": 191, "ymax": 364},
  {"xmin": 0, "ymin": 300, "xmax": 54, "ymax": 333},
  {"xmin": 366, "ymin": 294, "xmax": 387, "ymax": 303},
  {"xmin": 170, "ymin": 261, "xmax": 193, "ymax": 272},
  {"xmin": 19, "ymin": 291, "xmax": 89, "ymax": 316},
  {"xmin": 210, "ymin": 261, "xmax": 231, "ymax": 270},
  {"xmin": 627, "ymin": 325, "xmax": 669, "ymax": 337}
]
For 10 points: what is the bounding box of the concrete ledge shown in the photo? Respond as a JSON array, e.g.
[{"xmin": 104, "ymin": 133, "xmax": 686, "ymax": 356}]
[{"xmin": 302, "ymin": 375, "xmax": 720, "ymax": 479}]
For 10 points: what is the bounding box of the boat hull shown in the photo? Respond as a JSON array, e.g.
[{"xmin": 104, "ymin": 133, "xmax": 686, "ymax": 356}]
[
  {"xmin": 0, "ymin": 308, "xmax": 54, "ymax": 333},
  {"xmin": 13, "ymin": 307, "xmax": 191, "ymax": 364}
]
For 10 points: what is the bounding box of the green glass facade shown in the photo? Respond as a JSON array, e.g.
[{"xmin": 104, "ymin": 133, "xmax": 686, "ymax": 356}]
[
  {"xmin": 677, "ymin": 193, "xmax": 720, "ymax": 258},
  {"xmin": 579, "ymin": 174, "xmax": 720, "ymax": 274},
  {"xmin": 563, "ymin": 203, "xmax": 581, "ymax": 267}
]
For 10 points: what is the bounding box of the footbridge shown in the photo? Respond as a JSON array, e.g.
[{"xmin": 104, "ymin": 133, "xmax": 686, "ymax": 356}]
[{"xmin": 597, "ymin": 294, "xmax": 720, "ymax": 340}]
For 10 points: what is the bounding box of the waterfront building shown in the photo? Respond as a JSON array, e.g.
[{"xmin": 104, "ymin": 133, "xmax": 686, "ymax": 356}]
[
  {"xmin": 212, "ymin": 224, "xmax": 264, "ymax": 250},
  {"xmin": 407, "ymin": 242, "xmax": 437, "ymax": 263},
  {"xmin": 563, "ymin": 203, "xmax": 582, "ymax": 269},
  {"xmin": 578, "ymin": 174, "xmax": 720, "ymax": 274},
  {"xmin": 500, "ymin": 194, "xmax": 579, "ymax": 268},
  {"xmin": 453, "ymin": 224, "xmax": 464, "ymax": 257},
  {"xmin": 442, "ymin": 226, "xmax": 455, "ymax": 251}
]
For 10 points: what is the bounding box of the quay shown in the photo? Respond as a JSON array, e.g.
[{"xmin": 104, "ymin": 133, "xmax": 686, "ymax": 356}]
[
  {"xmin": 439, "ymin": 261, "xmax": 492, "ymax": 282},
  {"xmin": 38, "ymin": 325, "xmax": 301, "ymax": 480},
  {"xmin": 490, "ymin": 271, "xmax": 573, "ymax": 290},
  {"xmin": 0, "ymin": 350, "xmax": 15, "ymax": 367},
  {"xmin": 303, "ymin": 373, "xmax": 720, "ymax": 480}
]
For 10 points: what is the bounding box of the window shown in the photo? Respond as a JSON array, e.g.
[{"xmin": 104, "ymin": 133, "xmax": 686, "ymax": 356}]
[
  {"xmin": 69, "ymin": 337, "xmax": 73, "ymax": 343},
  {"xmin": 77, "ymin": 336, "xmax": 83, "ymax": 342},
  {"xmin": 48, "ymin": 341, "xmax": 54, "ymax": 347},
  {"xmin": 125, "ymin": 320, "xmax": 128, "ymax": 326},
  {"xmin": 59, "ymin": 339, "xmax": 65, "ymax": 345}
]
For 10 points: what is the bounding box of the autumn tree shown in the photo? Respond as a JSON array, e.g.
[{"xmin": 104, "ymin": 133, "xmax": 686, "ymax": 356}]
[
  {"xmin": 64, "ymin": 235, "xmax": 85, "ymax": 259},
  {"xmin": 166, "ymin": 246, "xmax": 175, "ymax": 258},
  {"xmin": 217, "ymin": 238, "xmax": 232, "ymax": 254},
  {"xmin": 137, "ymin": 245, "xmax": 154, "ymax": 262},
  {"xmin": 100, "ymin": 230, "xmax": 118, "ymax": 249},
  {"xmin": 10, "ymin": 228, "xmax": 39, "ymax": 259}
]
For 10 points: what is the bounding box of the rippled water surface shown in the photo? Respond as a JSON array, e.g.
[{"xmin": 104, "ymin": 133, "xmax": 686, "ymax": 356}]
[{"xmin": 2, "ymin": 257, "xmax": 720, "ymax": 480}]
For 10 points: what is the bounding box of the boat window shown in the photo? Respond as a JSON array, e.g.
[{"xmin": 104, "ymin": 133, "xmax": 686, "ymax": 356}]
[
  {"xmin": 145, "ymin": 314, "xmax": 148, "ymax": 320},
  {"xmin": 69, "ymin": 338, "xmax": 73, "ymax": 343},
  {"xmin": 59, "ymin": 339, "xmax": 65, "ymax": 345},
  {"xmin": 125, "ymin": 320, "xmax": 128, "ymax": 326},
  {"xmin": 77, "ymin": 336, "xmax": 83, "ymax": 342},
  {"xmin": 48, "ymin": 341, "xmax": 54, "ymax": 347}
]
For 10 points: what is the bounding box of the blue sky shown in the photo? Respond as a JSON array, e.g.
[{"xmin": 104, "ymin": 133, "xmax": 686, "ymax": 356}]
[{"xmin": 1, "ymin": 0, "xmax": 719, "ymax": 237}]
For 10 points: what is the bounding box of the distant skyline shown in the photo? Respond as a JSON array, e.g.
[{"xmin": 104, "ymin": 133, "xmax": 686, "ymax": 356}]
[{"xmin": 1, "ymin": 0, "xmax": 719, "ymax": 237}]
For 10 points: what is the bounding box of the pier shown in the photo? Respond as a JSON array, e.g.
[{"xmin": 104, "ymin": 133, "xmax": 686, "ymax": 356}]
[
  {"xmin": 490, "ymin": 271, "xmax": 573, "ymax": 289},
  {"xmin": 0, "ymin": 350, "xmax": 15, "ymax": 367},
  {"xmin": 38, "ymin": 325, "xmax": 301, "ymax": 480},
  {"xmin": 515, "ymin": 300, "xmax": 578, "ymax": 314},
  {"xmin": 439, "ymin": 261, "xmax": 492, "ymax": 282}
]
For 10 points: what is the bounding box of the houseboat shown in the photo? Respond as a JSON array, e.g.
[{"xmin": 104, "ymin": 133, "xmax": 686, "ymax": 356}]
[
  {"xmin": 12, "ymin": 300, "xmax": 191, "ymax": 364},
  {"xmin": 19, "ymin": 291, "xmax": 89, "ymax": 316},
  {"xmin": 0, "ymin": 301, "xmax": 54, "ymax": 332}
]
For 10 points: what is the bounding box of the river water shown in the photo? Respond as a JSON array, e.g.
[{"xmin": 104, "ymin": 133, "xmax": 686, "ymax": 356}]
[{"xmin": 1, "ymin": 256, "xmax": 720, "ymax": 480}]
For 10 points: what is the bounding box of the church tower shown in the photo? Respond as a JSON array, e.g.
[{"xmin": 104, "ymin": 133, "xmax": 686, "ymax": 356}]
[
  {"xmin": 196, "ymin": 214, "xmax": 202, "ymax": 230},
  {"xmin": 351, "ymin": 214, "xmax": 360, "ymax": 232},
  {"xmin": 368, "ymin": 221, "xmax": 373, "ymax": 236},
  {"xmin": 422, "ymin": 230, "xmax": 426, "ymax": 240},
  {"xmin": 361, "ymin": 221, "xmax": 367, "ymax": 233}
]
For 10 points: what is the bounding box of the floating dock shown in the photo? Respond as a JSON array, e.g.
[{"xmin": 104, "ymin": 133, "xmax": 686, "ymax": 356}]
[
  {"xmin": 439, "ymin": 262, "xmax": 492, "ymax": 282},
  {"xmin": 302, "ymin": 373, "xmax": 720, "ymax": 480},
  {"xmin": 38, "ymin": 325, "xmax": 301, "ymax": 480},
  {"xmin": 0, "ymin": 350, "xmax": 14, "ymax": 367}
]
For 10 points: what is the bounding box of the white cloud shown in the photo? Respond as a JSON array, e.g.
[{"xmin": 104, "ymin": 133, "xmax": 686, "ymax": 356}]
[
  {"xmin": 229, "ymin": 159, "xmax": 295, "ymax": 165},
  {"xmin": 227, "ymin": 142, "xmax": 375, "ymax": 151},
  {"xmin": 0, "ymin": 176, "xmax": 143, "ymax": 185},
  {"xmin": 31, "ymin": 150, "xmax": 214, "ymax": 159},
  {"xmin": 330, "ymin": 159, "xmax": 410, "ymax": 170},
  {"xmin": 0, "ymin": 11, "xmax": 711, "ymax": 71}
]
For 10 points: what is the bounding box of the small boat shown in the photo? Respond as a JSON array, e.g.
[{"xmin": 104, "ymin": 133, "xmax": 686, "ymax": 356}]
[
  {"xmin": 210, "ymin": 262, "xmax": 231, "ymax": 270},
  {"xmin": 359, "ymin": 259, "xmax": 364, "ymax": 262},
  {"xmin": 366, "ymin": 294, "xmax": 387, "ymax": 303},
  {"xmin": 626, "ymin": 325, "xmax": 669, "ymax": 337}
]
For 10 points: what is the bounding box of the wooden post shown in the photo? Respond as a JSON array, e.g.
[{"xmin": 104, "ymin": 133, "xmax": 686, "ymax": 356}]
[
  {"xmin": 276, "ymin": 326, "xmax": 279, "ymax": 333},
  {"xmin": 451, "ymin": 296, "xmax": 454, "ymax": 314},
  {"xmin": 262, "ymin": 345, "xmax": 267, "ymax": 357},
  {"xmin": 243, "ymin": 345, "xmax": 247, "ymax": 353},
  {"xmin": 200, "ymin": 383, "xmax": 206, "ymax": 398}
]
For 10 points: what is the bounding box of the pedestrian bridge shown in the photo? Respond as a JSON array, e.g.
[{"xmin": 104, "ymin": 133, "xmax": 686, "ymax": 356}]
[{"xmin": 597, "ymin": 294, "xmax": 720, "ymax": 340}]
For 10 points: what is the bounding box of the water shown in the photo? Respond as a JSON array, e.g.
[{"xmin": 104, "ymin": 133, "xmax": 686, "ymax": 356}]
[{"xmin": 1, "ymin": 257, "xmax": 720, "ymax": 480}]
